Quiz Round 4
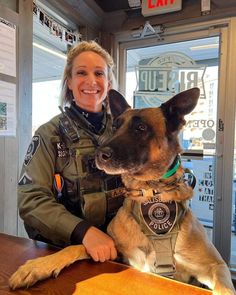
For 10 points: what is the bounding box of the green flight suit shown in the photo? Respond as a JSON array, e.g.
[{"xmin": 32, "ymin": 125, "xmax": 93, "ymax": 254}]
[{"xmin": 18, "ymin": 110, "xmax": 122, "ymax": 247}]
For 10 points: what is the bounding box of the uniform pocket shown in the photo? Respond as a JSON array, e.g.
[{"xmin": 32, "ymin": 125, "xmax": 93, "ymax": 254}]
[{"xmin": 81, "ymin": 192, "xmax": 106, "ymax": 226}]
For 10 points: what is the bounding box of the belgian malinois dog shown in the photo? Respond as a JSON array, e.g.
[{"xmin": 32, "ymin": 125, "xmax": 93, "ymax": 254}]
[{"xmin": 9, "ymin": 88, "xmax": 235, "ymax": 294}]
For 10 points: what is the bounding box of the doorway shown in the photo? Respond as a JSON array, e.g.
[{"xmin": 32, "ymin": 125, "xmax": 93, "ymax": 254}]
[
  {"xmin": 117, "ymin": 18, "xmax": 236, "ymax": 269},
  {"xmin": 126, "ymin": 36, "xmax": 218, "ymax": 231}
]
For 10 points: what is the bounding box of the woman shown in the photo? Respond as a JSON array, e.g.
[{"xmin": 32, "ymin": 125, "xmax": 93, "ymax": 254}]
[{"xmin": 18, "ymin": 41, "xmax": 124, "ymax": 263}]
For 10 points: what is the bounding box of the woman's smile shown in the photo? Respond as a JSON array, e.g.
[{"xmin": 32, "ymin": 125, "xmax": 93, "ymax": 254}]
[{"xmin": 68, "ymin": 51, "xmax": 111, "ymax": 112}]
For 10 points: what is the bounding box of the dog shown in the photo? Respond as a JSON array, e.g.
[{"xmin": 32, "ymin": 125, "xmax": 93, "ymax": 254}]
[{"xmin": 9, "ymin": 88, "xmax": 235, "ymax": 295}]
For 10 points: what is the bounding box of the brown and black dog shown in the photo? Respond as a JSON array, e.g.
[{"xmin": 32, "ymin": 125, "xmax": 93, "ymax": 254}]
[{"xmin": 9, "ymin": 88, "xmax": 235, "ymax": 294}]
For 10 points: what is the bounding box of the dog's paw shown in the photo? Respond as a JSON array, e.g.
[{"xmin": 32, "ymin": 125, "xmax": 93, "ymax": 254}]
[
  {"xmin": 9, "ymin": 245, "xmax": 89, "ymax": 290},
  {"xmin": 213, "ymin": 285, "xmax": 236, "ymax": 295},
  {"xmin": 213, "ymin": 289, "xmax": 236, "ymax": 295},
  {"xmin": 9, "ymin": 255, "xmax": 61, "ymax": 290}
]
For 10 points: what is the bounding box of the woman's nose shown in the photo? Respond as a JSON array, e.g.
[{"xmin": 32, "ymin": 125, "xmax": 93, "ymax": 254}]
[{"xmin": 86, "ymin": 73, "xmax": 97, "ymax": 85}]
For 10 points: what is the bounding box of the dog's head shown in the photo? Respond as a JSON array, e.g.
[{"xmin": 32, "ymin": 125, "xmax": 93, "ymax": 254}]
[{"xmin": 96, "ymin": 88, "xmax": 200, "ymax": 181}]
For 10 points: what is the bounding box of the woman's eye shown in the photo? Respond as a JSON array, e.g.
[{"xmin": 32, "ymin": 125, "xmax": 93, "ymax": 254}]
[
  {"xmin": 76, "ymin": 70, "xmax": 86, "ymax": 76},
  {"xmin": 95, "ymin": 71, "xmax": 105, "ymax": 77}
]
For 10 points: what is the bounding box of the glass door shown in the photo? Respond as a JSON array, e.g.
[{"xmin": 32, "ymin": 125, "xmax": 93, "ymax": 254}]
[
  {"xmin": 125, "ymin": 37, "xmax": 219, "ymax": 242},
  {"xmin": 118, "ymin": 18, "xmax": 236, "ymax": 267}
]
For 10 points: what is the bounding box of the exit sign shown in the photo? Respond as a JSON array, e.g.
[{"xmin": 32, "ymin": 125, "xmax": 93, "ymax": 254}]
[{"xmin": 142, "ymin": 0, "xmax": 182, "ymax": 17}]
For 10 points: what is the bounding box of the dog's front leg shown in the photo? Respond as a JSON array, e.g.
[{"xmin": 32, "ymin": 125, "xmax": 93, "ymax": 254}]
[
  {"xmin": 9, "ymin": 244, "xmax": 89, "ymax": 290},
  {"xmin": 176, "ymin": 211, "xmax": 236, "ymax": 295},
  {"xmin": 194, "ymin": 262, "xmax": 235, "ymax": 295},
  {"xmin": 209, "ymin": 263, "xmax": 235, "ymax": 295},
  {"xmin": 107, "ymin": 206, "xmax": 154, "ymax": 272}
]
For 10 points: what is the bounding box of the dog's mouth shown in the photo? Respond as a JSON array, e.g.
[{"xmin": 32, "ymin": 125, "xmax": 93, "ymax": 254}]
[
  {"xmin": 96, "ymin": 157, "xmax": 141, "ymax": 175},
  {"xmin": 95, "ymin": 147, "xmax": 143, "ymax": 175}
]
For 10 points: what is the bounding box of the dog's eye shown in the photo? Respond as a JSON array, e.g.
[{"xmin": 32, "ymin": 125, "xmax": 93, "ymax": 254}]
[
  {"xmin": 112, "ymin": 122, "xmax": 118, "ymax": 132},
  {"xmin": 112, "ymin": 118, "xmax": 122, "ymax": 132},
  {"xmin": 136, "ymin": 123, "xmax": 147, "ymax": 132}
]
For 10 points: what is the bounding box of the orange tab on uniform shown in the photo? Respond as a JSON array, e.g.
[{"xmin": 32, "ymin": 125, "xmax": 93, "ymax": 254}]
[
  {"xmin": 54, "ymin": 174, "xmax": 64, "ymax": 200},
  {"xmin": 54, "ymin": 174, "xmax": 62, "ymax": 191}
]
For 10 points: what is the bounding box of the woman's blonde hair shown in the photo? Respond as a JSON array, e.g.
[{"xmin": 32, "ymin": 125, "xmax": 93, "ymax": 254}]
[{"xmin": 60, "ymin": 40, "xmax": 115, "ymax": 107}]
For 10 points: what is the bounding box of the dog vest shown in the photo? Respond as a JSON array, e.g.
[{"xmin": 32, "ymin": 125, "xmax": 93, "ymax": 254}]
[{"xmin": 130, "ymin": 195, "xmax": 186, "ymax": 277}]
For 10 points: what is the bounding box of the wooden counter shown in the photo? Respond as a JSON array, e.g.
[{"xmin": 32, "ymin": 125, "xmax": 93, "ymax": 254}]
[{"xmin": 0, "ymin": 233, "xmax": 212, "ymax": 295}]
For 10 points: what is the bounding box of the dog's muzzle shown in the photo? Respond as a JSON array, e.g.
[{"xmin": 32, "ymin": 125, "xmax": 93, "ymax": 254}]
[
  {"xmin": 95, "ymin": 147, "xmax": 116, "ymax": 172},
  {"xmin": 96, "ymin": 147, "xmax": 113, "ymax": 163}
]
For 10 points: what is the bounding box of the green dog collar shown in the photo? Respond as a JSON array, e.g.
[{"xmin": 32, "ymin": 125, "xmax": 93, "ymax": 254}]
[{"xmin": 162, "ymin": 155, "xmax": 181, "ymax": 179}]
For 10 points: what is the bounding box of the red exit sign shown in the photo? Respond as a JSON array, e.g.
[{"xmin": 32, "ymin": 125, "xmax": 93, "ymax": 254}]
[{"xmin": 142, "ymin": 0, "xmax": 182, "ymax": 17}]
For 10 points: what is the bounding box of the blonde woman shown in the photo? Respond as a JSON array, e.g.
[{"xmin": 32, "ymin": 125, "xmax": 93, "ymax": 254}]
[{"xmin": 18, "ymin": 41, "xmax": 123, "ymax": 262}]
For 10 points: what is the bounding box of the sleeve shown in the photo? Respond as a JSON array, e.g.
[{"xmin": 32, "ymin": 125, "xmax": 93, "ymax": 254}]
[
  {"xmin": 70, "ymin": 220, "xmax": 92, "ymax": 244},
  {"xmin": 18, "ymin": 122, "xmax": 86, "ymax": 246}
]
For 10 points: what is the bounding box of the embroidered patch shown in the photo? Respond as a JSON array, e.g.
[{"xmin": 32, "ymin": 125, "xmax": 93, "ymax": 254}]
[
  {"xmin": 56, "ymin": 142, "xmax": 69, "ymax": 158},
  {"xmin": 24, "ymin": 135, "xmax": 40, "ymax": 166},
  {"xmin": 140, "ymin": 197, "xmax": 178, "ymax": 235},
  {"xmin": 18, "ymin": 172, "xmax": 32, "ymax": 185}
]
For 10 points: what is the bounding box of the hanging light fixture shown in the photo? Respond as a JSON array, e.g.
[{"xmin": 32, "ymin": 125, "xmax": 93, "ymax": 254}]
[{"xmin": 128, "ymin": 0, "xmax": 141, "ymax": 8}]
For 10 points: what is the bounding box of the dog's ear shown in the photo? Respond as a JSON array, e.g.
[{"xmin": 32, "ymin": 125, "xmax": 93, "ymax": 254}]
[
  {"xmin": 160, "ymin": 87, "xmax": 200, "ymax": 132},
  {"xmin": 108, "ymin": 89, "xmax": 131, "ymax": 119}
]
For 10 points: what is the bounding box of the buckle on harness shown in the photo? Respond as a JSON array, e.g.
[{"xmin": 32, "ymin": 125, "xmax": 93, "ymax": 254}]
[
  {"xmin": 151, "ymin": 234, "xmax": 178, "ymax": 278},
  {"xmin": 153, "ymin": 262, "xmax": 176, "ymax": 278},
  {"xmin": 184, "ymin": 168, "xmax": 196, "ymax": 189}
]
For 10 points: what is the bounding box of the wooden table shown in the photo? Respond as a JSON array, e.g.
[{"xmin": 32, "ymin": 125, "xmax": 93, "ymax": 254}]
[{"xmin": 0, "ymin": 233, "xmax": 212, "ymax": 295}]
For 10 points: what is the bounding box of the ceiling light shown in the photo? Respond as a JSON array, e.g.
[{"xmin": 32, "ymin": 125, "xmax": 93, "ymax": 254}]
[
  {"xmin": 33, "ymin": 42, "xmax": 67, "ymax": 60},
  {"xmin": 128, "ymin": 0, "xmax": 141, "ymax": 8},
  {"xmin": 190, "ymin": 44, "xmax": 219, "ymax": 51}
]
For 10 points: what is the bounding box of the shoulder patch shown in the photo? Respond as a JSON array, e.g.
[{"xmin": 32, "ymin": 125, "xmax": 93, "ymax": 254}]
[
  {"xmin": 18, "ymin": 172, "xmax": 32, "ymax": 185},
  {"xmin": 24, "ymin": 135, "xmax": 40, "ymax": 166},
  {"xmin": 140, "ymin": 197, "xmax": 178, "ymax": 235}
]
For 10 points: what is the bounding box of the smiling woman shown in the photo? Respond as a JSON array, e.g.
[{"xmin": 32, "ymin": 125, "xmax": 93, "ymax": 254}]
[{"xmin": 18, "ymin": 41, "xmax": 125, "ymax": 265}]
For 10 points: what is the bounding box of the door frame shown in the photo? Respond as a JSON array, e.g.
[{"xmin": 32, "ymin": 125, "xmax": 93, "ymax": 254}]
[{"xmin": 114, "ymin": 17, "xmax": 236, "ymax": 266}]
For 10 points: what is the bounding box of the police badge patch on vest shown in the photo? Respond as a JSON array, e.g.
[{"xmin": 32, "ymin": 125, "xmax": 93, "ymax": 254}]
[
  {"xmin": 140, "ymin": 196, "xmax": 178, "ymax": 235},
  {"xmin": 24, "ymin": 135, "xmax": 40, "ymax": 166}
]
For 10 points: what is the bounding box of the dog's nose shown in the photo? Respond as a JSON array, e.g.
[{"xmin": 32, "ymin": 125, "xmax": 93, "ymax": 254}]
[{"xmin": 97, "ymin": 147, "xmax": 113, "ymax": 162}]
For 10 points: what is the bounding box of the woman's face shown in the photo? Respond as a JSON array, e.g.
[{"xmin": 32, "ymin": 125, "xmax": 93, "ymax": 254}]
[{"xmin": 67, "ymin": 51, "xmax": 111, "ymax": 112}]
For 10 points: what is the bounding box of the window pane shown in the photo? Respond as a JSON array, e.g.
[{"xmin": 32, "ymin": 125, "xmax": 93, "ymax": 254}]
[{"xmin": 32, "ymin": 80, "xmax": 61, "ymax": 134}]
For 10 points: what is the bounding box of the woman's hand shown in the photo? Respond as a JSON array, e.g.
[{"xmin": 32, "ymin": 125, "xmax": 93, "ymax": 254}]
[{"xmin": 82, "ymin": 226, "xmax": 117, "ymax": 262}]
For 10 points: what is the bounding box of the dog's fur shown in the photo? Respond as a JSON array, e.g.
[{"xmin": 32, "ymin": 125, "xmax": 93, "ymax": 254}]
[{"xmin": 9, "ymin": 88, "xmax": 235, "ymax": 294}]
